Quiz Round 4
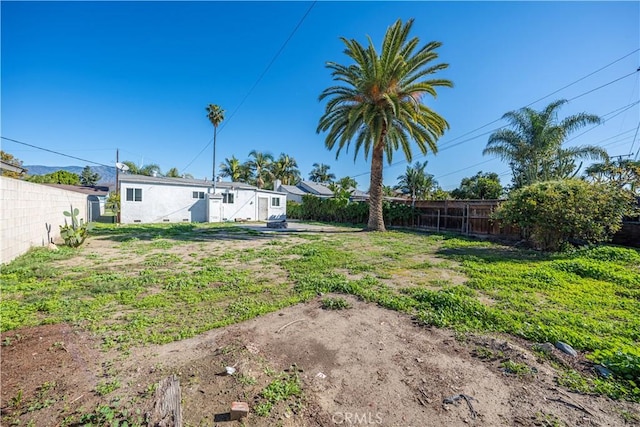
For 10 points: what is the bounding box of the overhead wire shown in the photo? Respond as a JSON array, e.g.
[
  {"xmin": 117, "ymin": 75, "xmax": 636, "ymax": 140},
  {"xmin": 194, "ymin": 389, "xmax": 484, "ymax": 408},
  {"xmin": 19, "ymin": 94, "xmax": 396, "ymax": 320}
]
[
  {"xmin": 180, "ymin": 1, "xmax": 317, "ymax": 174},
  {"xmin": 348, "ymin": 65, "xmax": 640, "ymax": 181},
  {"xmin": 433, "ymin": 49, "xmax": 640, "ymax": 151},
  {"xmin": 0, "ymin": 136, "xmax": 113, "ymax": 168}
]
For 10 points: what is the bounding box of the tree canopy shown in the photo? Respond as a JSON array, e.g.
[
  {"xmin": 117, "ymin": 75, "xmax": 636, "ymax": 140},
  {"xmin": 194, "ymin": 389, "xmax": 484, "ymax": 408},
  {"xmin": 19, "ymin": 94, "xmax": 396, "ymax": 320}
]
[
  {"xmin": 308, "ymin": 163, "xmax": 336, "ymax": 183},
  {"xmin": 451, "ymin": 171, "xmax": 503, "ymax": 200},
  {"xmin": 80, "ymin": 166, "xmax": 101, "ymax": 186},
  {"xmin": 1, "ymin": 151, "xmax": 26, "ymax": 178},
  {"xmin": 483, "ymin": 99, "xmax": 607, "ymax": 189},
  {"xmin": 26, "ymin": 170, "xmax": 80, "ymax": 185},
  {"xmin": 394, "ymin": 161, "xmax": 438, "ymax": 203}
]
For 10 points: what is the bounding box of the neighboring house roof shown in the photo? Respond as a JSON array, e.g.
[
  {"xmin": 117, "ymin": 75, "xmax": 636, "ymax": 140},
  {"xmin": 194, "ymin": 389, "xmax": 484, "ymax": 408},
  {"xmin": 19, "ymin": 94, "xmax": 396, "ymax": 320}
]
[
  {"xmin": 279, "ymin": 184, "xmax": 307, "ymax": 196},
  {"xmin": 278, "ymin": 181, "xmax": 378, "ymax": 201},
  {"xmin": 43, "ymin": 184, "xmax": 110, "ymax": 196},
  {"xmin": 298, "ymin": 181, "xmax": 334, "ymax": 197},
  {"xmin": 0, "ymin": 159, "xmax": 26, "ymax": 174},
  {"xmin": 119, "ymin": 174, "xmax": 286, "ymax": 195}
]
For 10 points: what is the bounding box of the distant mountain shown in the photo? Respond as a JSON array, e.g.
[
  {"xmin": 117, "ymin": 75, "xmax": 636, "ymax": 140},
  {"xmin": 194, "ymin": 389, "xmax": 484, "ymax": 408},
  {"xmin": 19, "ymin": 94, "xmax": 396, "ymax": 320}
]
[{"xmin": 24, "ymin": 165, "xmax": 116, "ymax": 185}]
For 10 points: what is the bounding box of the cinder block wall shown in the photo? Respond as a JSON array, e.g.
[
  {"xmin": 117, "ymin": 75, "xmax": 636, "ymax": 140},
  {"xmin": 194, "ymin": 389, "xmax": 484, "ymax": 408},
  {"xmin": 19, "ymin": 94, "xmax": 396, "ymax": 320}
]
[{"xmin": 0, "ymin": 177, "xmax": 89, "ymax": 264}]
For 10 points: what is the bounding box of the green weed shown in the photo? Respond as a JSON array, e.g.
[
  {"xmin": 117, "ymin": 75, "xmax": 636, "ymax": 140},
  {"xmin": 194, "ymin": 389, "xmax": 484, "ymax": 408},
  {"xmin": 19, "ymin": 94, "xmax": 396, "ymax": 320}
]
[
  {"xmin": 96, "ymin": 380, "xmax": 121, "ymax": 396},
  {"xmin": 320, "ymin": 297, "xmax": 351, "ymax": 310},
  {"xmin": 255, "ymin": 372, "xmax": 302, "ymax": 416},
  {"xmin": 501, "ymin": 360, "xmax": 536, "ymax": 378}
]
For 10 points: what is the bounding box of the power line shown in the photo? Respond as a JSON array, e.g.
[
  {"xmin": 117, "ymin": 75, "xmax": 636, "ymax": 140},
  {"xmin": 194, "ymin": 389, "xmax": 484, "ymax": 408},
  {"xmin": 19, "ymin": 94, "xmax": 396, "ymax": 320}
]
[
  {"xmin": 181, "ymin": 1, "xmax": 317, "ymax": 174},
  {"xmin": 567, "ymin": 70, "xmax": 638, "ymax": 102},
  {"xmin": 350, "ymin": 66, "xmax": 640, "ymax": 181},
  {"xmin": 525, "ymin": 48, "xmax": 638, "ymax": 107},
  {"xmin": 627, "ymin": 121, "xmax": 640, "ymax": 157},
  {"xmin": 564, "ymin": 101, "xmax": 639, "ymax": 144},
  {"xmin": 1, "ymin": 136, "xmax": 113, "ymax": 168},
  {"xmin": 432, "ymin": 49, "xmax": 640, "ymax": 151}
]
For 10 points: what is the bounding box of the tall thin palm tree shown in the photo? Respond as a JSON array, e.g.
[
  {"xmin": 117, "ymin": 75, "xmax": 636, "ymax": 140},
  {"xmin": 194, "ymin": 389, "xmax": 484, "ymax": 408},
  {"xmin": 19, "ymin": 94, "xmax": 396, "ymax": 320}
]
[
  {"xmin": 308, "ymin": 163, "xmax": 336, "ymax": 183},
  {"xmin": 206, "ymin": 104, "xmax": 225, "ymax": 190},
  {"xmin": 271, "ymin": 153, "xmax": 301, "ymax": 186},
  {"xmin": 247, "ymin": 150, "xmax": 274, "ymax": 189},
  {"xmin": 219, "ymin": 156, "xmax": 243, "ymax": 182},
  {"xmin": 317, "ymin": 19, "xmax": 452, "ymax": 231},
  {"xmin": 483, "ymin": 99, "xmax": 606, "ymax": 189}
]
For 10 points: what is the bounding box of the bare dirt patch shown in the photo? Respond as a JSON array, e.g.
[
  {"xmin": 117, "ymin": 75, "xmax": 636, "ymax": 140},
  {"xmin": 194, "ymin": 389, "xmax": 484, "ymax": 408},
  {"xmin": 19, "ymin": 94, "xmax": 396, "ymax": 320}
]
[{"xmin": 3, "ymin": 297, "xmax": 638, "ymax": 426}]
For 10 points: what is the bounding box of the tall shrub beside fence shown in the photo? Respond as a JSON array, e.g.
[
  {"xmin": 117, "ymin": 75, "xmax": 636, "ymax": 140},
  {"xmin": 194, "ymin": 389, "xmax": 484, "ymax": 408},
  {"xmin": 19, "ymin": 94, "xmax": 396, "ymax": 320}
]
[{"xmin": 288, "ymin": 195, "xmax": 414, "ymax": 226}]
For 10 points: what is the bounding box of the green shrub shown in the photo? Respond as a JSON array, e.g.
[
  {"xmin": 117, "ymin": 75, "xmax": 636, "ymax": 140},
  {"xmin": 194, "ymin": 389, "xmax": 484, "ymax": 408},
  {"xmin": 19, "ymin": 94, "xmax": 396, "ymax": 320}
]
[
  {"xmin": 293, "ymin": 194, "xmax": 414, "ymax": 226},
  {"xmin": 495, "ymin": 180, "xmax": 635, "ymax": 251}
]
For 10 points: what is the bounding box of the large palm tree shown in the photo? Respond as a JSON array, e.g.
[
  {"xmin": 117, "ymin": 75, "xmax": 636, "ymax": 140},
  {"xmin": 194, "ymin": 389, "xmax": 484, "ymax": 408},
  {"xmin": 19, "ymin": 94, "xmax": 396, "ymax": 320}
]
[
  {"xmin": 271, "ymin": 153, "xmax": 301, "ymax": 186},
  {"xmin": 219, "ymin": 156, "xmax": 243, "ymax": 182},
  {"xmin": 394, "ymin": 161, "xmax": 437, "ymax": 205},
  {"xmin": 247, "ymin": 150, "xmax": 274, "ymax": 189},
  {"xmin": 483, "ymin": 99, "xmax": 607, "ymax": 189},
  {"xmin": 206, "ymin": 104, "xmax": 225, "ymax": 189},
  {"xmin": 317, "ymin": 19, "xmax": 452, "ymax": 231},
  {"xmin": 308, "ymin": 163, "xmax": 335, "ymax": 183}
]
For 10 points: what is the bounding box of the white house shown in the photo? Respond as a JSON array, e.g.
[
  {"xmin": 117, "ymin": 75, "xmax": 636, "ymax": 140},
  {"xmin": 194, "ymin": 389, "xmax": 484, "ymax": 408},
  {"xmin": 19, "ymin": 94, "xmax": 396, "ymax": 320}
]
[{"xmin": 119, "ymin": 175, "xmax": 286, "ymax": 224}]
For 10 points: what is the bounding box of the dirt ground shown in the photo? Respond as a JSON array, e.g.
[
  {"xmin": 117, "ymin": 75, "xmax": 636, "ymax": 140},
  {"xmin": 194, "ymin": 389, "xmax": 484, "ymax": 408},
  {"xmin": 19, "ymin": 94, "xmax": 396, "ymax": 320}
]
[{"xmin": 2, "ymin": 294, "xmax": 639, "ymax": 426}]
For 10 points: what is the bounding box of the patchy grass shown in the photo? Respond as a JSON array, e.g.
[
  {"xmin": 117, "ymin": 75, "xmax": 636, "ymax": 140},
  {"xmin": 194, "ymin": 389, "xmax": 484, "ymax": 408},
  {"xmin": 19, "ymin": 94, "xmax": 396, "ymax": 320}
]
[{"xmin": 2, "ymin": 223, "xmax": 639, "ymax": 401}]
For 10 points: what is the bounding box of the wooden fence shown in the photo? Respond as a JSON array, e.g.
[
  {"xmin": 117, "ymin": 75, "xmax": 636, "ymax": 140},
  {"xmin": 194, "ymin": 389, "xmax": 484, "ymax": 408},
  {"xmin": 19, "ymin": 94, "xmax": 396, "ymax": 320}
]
[
  {"xmin": 389, "ymin": 199, "xmax": 639, "ymax": 247},
  {"xmin": 392, "ymin": 199, "xmax": 519, "ymax": 238}
]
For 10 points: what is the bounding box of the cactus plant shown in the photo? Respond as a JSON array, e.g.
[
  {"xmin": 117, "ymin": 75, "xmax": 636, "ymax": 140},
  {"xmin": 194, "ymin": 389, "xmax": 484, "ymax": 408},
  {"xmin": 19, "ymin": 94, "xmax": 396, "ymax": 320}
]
[{"xmin": 60, "ymin": 205, "xmax": 93, "ymax": 247}]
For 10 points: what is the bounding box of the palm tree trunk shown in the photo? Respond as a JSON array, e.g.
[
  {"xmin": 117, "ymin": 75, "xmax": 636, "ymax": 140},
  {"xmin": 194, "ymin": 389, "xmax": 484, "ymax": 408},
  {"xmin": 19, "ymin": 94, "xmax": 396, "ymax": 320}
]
[{"xmin": 367, "ymin": 136, "xmax": 386, "ymax": 231}]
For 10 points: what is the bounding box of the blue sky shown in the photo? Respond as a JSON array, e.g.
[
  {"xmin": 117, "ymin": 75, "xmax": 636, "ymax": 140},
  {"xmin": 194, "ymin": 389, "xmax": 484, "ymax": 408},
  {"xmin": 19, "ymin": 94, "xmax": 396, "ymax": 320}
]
[{"xmin": 2, "ymin": 1, "xmax": 638, "ymax": 190}]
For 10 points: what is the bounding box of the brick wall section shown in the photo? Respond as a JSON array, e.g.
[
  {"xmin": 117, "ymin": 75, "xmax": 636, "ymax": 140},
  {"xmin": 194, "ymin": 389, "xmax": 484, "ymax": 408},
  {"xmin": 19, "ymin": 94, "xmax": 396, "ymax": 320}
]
[{"xmin": 1, "ymin": 177, "xmax": 88, "ymax": 264}]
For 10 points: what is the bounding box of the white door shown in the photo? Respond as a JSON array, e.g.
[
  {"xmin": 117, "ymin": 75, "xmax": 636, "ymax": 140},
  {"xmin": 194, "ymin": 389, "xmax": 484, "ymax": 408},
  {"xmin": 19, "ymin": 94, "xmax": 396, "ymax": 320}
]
[
  {"xmin": 258, "ymin": 197, "xmax": 268, "ymax": 221},
  {"xmin": 208, "ymin": 197, "xmax": 222, "ymax": 222}
]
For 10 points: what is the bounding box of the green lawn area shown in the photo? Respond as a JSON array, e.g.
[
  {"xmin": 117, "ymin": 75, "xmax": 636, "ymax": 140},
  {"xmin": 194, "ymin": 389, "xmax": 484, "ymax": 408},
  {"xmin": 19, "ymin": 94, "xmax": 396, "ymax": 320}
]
[{"xmin": 2, "ymin": 222, "xmax": 639, "ymax": 400}]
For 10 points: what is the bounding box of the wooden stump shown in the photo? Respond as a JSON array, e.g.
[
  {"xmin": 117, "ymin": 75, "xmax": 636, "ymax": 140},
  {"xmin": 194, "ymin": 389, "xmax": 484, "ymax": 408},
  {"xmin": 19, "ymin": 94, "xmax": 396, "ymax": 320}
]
[{"xmin": 151, "ymin": 375, "xmax": 182, "ymax": 427}]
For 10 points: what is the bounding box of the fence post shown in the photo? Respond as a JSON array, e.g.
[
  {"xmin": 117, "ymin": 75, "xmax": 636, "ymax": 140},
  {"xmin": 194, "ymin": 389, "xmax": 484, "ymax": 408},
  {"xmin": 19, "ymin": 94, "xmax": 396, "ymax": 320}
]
[
  {"xmin": 437, "ymin": 210, "xmax": 440, "ymax": 232},
  {"xmin": 466, "ymin": 204, "xmax": 470, "ymax": 236}
]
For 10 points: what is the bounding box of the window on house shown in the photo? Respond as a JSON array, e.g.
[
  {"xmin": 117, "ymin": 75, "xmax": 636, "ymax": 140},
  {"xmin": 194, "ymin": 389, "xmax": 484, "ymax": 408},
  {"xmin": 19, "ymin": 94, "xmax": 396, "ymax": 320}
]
[
  {"xmin": 223, "ymin": 193, "xmax": 234, "ymax": 204},
  {"xmin": 271, "ymin": 197, "xmax": 280, "ymax": 207},
  {"xmin": 126, "ymin": 188, "xmax": 142, "ymax": 202},
  {"xmin": 192, "ymin": 191, "xmax": 205, "ymax": 199}
]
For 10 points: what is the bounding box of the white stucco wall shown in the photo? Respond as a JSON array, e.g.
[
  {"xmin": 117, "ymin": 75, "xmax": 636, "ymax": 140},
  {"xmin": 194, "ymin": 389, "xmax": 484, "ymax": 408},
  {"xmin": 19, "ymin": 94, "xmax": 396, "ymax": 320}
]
[
  {"xmin": 120, "ymin": 178, "xmax": 287, "ymax": 224},
  {"xmin": 0, "ymin": 177, "xmax": 89, "ymax": 264},
  {"xmin": 218, "ymin": 189, "xmax": 286, "ymax": 221},
  {"xmin": 120, "ymin": 181, "xmax": 209, "ymax": 224}
]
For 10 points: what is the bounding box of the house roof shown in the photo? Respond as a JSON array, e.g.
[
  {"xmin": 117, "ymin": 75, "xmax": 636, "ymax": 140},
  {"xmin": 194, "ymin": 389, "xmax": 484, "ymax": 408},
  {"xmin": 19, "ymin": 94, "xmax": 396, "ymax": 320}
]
[
  {"xmin": 299, "ymin": 181, "xmax": 334, "ymax": 197},
  {"xmin": 279, "ymin": 184, "xmax": 307, "ymax": 196},
  {"xmin": 118, "ymin": 174, "xmax": 286, "ymax": 195},
  {"xmin": 0, "ymin": 159, "xmax": 26, "ymax": 174},
  {"xmin": 44, "ymin": 184, "xmax": 110, "ymax": 196}
]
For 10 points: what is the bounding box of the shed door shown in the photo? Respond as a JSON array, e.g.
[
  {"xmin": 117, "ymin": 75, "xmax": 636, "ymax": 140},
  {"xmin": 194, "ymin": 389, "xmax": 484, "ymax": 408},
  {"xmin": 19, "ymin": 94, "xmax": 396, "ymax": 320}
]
[{"xmin": 258, "ymin": 197, "xmax": 268, "ymax": 221}]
